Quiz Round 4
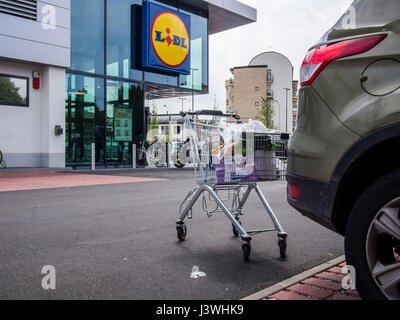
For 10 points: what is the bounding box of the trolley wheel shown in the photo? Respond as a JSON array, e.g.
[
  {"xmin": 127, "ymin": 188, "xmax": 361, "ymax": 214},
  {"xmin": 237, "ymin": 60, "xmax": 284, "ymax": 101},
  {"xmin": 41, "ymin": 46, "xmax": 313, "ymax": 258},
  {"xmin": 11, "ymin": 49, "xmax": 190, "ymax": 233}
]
[
  {"xmin": 177, "ymin": 224, "xmax": 187, "ymax": 241},
  {"xmin": 278, "ymin": 239, "xmax": 287, "ymax": 258},
  {"xmin": 242, "ymin": 243, "xmax": 251, "ymax": 263},
  {"xmin": 232, "ymin": 219, "xmax": 242, "ymax": 237}
]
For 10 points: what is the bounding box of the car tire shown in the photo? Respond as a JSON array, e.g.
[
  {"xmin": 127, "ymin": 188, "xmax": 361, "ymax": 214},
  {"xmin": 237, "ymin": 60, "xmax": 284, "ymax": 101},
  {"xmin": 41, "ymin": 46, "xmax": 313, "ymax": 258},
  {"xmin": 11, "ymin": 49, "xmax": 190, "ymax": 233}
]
[{"xmin": 345, "ymin": 169, "xmax": 400, "ymax": 300}]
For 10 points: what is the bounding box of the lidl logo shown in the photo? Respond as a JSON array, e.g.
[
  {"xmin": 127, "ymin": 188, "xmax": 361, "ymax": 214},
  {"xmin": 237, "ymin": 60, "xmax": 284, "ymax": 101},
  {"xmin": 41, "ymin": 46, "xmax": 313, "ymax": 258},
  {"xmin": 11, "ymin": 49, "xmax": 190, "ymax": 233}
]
[
  {"xmin": 152, "ymin": 12, "xmax": 189, "ymax": 67},
  {"xmin": 142, "ymin": 1, "xmax": 191, "ymax": 74}
]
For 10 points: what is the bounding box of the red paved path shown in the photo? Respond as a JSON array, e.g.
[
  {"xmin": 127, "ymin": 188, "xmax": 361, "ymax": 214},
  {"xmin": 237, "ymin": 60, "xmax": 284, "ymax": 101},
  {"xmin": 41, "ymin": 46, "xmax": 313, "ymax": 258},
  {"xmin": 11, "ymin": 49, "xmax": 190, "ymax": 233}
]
[
  {"xmin": 0, "ymin": 173, "xmax": 165, "ymax": 192},
  {"xmin": 266, "ymin": 262, "xmax": 361, "ymax": 300}
]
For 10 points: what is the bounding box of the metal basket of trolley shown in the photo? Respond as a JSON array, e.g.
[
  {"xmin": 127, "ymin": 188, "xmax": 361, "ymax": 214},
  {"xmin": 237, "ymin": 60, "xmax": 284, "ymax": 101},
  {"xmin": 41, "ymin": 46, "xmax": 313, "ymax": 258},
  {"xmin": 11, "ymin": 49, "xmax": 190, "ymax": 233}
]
[{"xmin": 176, "ymin": 110, "xmax": 289, "ymax": 262}]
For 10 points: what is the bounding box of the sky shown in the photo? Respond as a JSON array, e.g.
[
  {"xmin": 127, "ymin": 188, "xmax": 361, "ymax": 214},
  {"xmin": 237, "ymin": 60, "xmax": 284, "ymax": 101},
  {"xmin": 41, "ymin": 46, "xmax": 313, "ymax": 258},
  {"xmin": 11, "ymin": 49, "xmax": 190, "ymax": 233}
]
[{"xmin": 156, "ymin": 0, "xmax": 354, "ymax": 113}]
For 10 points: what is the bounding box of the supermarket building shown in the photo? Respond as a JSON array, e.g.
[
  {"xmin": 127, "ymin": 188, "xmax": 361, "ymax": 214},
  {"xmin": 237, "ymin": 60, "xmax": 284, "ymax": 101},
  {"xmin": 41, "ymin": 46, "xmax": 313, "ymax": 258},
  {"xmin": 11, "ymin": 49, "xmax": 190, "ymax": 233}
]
[{"xmin": 0, "ymin": 0, "xmax": 256, "ymax": 168}]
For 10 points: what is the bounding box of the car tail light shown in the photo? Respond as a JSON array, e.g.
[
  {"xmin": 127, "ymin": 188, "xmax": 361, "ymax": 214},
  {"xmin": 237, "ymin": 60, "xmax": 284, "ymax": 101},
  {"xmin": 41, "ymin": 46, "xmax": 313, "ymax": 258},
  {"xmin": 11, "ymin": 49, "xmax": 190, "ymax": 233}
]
[
  {"xmin": 289, "ymin": 183, "xmax": 300, "ymax": 200},
  {"xmin": 300, "ymin": 34, "xmax": 387, "ymax": 87}
]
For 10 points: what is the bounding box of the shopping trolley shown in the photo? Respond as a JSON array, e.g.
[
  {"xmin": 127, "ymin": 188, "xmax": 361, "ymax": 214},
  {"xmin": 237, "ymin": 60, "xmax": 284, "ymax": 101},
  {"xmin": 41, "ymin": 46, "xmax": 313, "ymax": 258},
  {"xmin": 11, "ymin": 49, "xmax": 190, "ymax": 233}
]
[{"xmin": 176, "ymin": 110, "xmax": 289, "ymax": 262}]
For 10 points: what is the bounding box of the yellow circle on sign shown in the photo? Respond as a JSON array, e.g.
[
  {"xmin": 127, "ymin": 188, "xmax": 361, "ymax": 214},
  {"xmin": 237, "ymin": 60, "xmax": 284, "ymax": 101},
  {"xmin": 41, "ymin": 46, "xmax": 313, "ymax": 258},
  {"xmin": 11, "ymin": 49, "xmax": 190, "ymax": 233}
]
[{"xmin": 151, "ymin": 12, "xmax": 190, "ymax": 67}]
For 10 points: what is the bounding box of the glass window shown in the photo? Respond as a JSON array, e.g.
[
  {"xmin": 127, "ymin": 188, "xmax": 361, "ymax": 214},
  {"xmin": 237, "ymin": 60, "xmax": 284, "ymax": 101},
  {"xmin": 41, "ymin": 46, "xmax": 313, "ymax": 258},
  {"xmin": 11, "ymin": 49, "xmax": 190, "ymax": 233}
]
[
  {"xmin": 0, "ymin": 74, "xmax": 28, "ymax": 107},
  {"xmin": 65, "ymin": 74, "xmax": 105, "ymax": 165},
  {"xmin": 267, "ymin": 70, "xmax": 272, "ymax": 81},
  {"xmin": 107, "ymin": 0, "xmax": 143, "ymax": 81},
  {"xmin": 70, "ymin": 0, "xmax": 105, "ymax": 74},
  {"xmin": 161, "ymin": 125, "xmax": 169, "ymax": 134},
  {"xmin": 179, "ymin": 11, "xmax": 208, "ymax": 92},
  {"xmin": 255, "ymin": 86, "xmax": 260, "ymax": 92},
  {"xmin": 145, "ymin": 72, "xmax": 178, "ymax": 86},
  {"xmin": 106, "ymin": 80, "xmax": 144, "ymax": 165},
  {"xmin": 173, "ymin": 126, "xmax": 181, "ymax": 135}
]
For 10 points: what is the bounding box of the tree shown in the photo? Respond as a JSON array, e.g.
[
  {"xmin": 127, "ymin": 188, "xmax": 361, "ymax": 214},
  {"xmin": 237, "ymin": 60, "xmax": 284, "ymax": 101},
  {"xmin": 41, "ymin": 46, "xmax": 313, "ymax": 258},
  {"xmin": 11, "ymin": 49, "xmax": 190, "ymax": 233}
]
[
  {"xmin": 148, "ymin": 111, "xmax": 160, "ymax": 143},
  {"xmin": 150, "ymin": 111, "xmax": 159, "ymax": 131},
  {"xmin": 0, "ymin": 77, "xmax": 25, "ymax": 105},
  {"xmin": 260, "ymin": 97, "xmax": 276, "ymax": 129}
]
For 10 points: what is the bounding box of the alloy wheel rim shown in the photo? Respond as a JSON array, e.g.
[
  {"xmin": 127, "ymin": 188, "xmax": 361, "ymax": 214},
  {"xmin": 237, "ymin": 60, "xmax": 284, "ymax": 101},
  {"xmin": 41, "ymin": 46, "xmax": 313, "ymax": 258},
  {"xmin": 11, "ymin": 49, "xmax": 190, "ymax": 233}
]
[{"xmin": 366, "ymin": 197, "xmax": 400, "ymax": 300}]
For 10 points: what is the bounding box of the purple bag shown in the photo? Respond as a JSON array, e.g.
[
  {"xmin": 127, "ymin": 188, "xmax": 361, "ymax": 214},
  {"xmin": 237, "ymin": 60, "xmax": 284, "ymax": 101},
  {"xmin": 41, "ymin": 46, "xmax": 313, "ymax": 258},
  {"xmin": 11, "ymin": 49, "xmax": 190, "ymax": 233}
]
[{"xmin": 216, "ymin": 157, "xmax": 225, "ymax": 184}]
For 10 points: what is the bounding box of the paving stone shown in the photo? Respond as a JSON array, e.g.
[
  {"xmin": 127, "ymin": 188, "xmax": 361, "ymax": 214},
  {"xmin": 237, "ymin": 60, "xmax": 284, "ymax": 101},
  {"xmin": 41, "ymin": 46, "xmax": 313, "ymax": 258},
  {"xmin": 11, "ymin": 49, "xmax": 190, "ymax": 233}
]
[
  {"xmin": 328, "ymin": 266, "xmax": 346, "ymax": 274},
  {"xmin": 315, "ymin": 271, "xmax": 345, "ymax": 283},
  {"xmin": 345, "ymin": 289, "xmax": 360, "ymax": 297},
  {"xmin": 302, "ymin": 277, "xmax": 344, "ymax": 291},
  {"xmin": 258, "ymin": 262, "xmax": 359, "ymax": 301},
  {"xmin": 287, "ymin": 283, "xmax": 334, "ymax": 300},
  {"xmin": 269, "ymin": 290, "xmax": 318, "ymax": 301}
]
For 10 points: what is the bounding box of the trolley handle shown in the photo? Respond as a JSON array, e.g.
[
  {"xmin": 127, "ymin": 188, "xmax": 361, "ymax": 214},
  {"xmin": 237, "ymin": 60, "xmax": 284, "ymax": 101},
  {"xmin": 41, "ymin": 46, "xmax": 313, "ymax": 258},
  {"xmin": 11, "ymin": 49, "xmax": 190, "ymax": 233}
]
[{"xmin": 180, "ymin": 110, "xmax": 241, "ymax": 120}]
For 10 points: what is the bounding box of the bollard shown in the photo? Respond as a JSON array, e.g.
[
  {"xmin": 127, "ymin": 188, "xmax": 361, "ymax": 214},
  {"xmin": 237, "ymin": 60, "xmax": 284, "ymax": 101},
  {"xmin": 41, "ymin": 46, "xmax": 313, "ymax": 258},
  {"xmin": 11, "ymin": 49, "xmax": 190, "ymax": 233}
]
[
  {"xmin": 166, "ymin": 141, "xmax": 169, "ymax": 168},
  {"xmin": 91, "ymin": 143, "xmax": 95, "ymax": 171},
  {"xmin": 132, "ymin": 144, "xmax": 136, "ymax": 169}
]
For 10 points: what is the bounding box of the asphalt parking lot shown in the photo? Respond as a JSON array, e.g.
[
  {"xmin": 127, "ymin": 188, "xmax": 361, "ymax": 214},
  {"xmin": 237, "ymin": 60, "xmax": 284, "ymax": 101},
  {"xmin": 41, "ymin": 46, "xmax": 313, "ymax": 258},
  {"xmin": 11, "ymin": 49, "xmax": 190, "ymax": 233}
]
[{"xmin": 0, "ymin": 168, "xmax": 344, "ymax": 300}]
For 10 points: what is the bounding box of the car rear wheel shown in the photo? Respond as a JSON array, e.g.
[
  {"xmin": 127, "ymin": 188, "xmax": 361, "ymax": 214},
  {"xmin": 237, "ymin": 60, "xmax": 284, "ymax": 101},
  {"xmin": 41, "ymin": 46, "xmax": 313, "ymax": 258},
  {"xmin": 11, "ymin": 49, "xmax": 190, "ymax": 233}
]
[{"xmin": 345, "ymin": 169, "xmax": 400, "ymax": 300}]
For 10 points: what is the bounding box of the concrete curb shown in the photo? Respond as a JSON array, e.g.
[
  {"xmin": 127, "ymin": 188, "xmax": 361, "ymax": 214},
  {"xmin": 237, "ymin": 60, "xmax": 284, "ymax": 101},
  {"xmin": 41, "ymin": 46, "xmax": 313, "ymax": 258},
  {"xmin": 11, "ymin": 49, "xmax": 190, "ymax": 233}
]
[{"xmin": 241, "ymin": 255, "xmax": 346, "ymax": 300}]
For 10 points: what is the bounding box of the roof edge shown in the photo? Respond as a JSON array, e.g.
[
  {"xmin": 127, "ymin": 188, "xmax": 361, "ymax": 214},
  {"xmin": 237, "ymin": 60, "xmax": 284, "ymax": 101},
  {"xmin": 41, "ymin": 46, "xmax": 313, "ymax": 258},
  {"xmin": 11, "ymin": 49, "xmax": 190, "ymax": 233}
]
[
  {"xmin": 205, "ymin": 0, "xmax": 257, "ymax": 34},
  {"xmin": 249, "ymin": 51, "xmax": 294, "ymax": 69},
  {"xmin": 205, "ymin": 0, "xmax": 257, "ymax": 21}
]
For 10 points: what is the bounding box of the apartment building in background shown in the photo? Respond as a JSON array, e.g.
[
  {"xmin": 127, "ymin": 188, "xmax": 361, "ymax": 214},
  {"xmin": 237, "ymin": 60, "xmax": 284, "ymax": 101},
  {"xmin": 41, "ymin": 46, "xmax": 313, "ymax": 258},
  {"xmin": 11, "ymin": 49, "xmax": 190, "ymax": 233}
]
[{"xmin": 226, "ymin": 51, "xmax": 298, "ymax": 133}]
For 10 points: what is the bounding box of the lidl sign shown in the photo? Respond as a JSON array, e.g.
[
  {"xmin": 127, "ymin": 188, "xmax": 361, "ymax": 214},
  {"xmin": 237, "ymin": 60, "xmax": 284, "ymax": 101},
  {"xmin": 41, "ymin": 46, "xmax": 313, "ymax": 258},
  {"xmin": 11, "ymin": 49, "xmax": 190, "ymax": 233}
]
[{"xmin": 142, "ymin": 1, "xmax": 191, "ymax": 75}]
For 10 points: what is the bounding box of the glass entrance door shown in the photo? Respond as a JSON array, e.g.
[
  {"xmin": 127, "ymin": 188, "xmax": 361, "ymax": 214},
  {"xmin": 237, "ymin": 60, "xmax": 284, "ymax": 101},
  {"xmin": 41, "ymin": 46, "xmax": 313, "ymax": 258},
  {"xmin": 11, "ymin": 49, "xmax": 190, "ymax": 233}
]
[
  {"xmin": 106, "ymin": 81, "xmax": 143, "ymax": 166},
  {"xmin": 66, "ymin": 74, "xmax": 105, "ymax": 166}
]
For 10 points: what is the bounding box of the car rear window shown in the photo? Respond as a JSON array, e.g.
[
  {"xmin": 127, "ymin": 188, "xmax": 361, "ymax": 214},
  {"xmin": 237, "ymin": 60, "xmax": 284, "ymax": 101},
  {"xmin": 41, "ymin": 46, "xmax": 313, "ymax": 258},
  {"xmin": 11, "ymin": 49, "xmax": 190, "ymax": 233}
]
[{"xmin": 320, "ymin": 0, "xmax": 400, "ymax": 42}]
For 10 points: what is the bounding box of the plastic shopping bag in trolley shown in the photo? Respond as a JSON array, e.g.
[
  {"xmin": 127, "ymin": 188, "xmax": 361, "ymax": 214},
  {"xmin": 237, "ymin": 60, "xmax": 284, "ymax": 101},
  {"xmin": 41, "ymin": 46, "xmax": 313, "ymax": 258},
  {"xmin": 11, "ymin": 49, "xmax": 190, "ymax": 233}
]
[{"xmin": 211, "ymin": 120, "xmax": 282, "ymax": 183}]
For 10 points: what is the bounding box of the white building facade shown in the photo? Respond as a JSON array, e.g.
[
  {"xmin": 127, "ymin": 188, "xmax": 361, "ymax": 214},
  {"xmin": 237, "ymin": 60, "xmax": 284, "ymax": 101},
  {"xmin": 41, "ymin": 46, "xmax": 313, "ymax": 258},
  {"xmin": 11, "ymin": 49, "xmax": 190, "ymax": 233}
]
[
  {"xmin": 0, "ymin": 0, "xmax": 256, "ymax": 168},
  {"xmin": 0, "ymin": 0, "xmax": 70, "ymax": 167},
  {"xmin": 226, "ymin": 51, "xmax": 294, "ymax": 133},
  {"xmin": 249, "ymin": 52, "xmax": 294, "ymax": 133}
]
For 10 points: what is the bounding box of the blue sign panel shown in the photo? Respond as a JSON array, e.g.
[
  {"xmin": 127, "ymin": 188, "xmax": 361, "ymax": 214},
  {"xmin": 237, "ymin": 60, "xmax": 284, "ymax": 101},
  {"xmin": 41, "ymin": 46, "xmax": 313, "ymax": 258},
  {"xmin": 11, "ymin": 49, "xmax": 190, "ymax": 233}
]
[{"xmin": 142, "ymin": 1, "xmax": 191, "ymax": 75}]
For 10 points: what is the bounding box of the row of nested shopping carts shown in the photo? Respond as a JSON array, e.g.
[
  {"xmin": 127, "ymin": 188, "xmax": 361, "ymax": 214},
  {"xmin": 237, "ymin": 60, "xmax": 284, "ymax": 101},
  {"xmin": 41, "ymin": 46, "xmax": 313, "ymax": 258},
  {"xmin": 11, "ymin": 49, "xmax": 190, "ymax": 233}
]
[{"xmin": 176, "ymin": 110, "xmax": 289, "ymax": 262}]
